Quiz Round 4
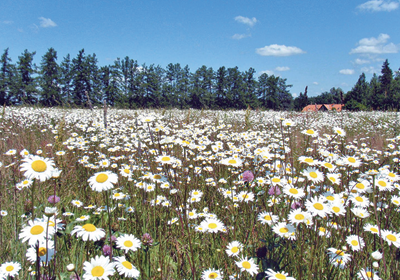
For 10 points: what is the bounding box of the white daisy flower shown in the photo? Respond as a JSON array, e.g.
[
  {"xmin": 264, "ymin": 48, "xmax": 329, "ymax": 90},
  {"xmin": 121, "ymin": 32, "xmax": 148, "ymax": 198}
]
[
  {"xmin": 235, "ymin": 257, "xmax": 259, "ymax": 276},
  {"xmin": 71, "ymin": 224, "xmax": 105, "ymax": 241},
  {"xmin": 113, "ymin": 256, "xmax": 140, "ymax": 278},
  {"xmin": 83, "ymin": 255, "xmax": 115, "ymax": 280},
  {"xmin": 225, "ymin": 241, "xmax": 243, "ymax": 257},
  {"xmin": 201, "ymin": 268, "xmax": 223, "ymax": 280},
  {"xmin": 115, "ymin": 234, "xmax": 141, "ymax": 253},
  {"xmin": 88, "ymin": 171, "xmax": 118, "ymax": 192},
  {"xmin": 0, "ymin": 261, "xmax": 21, "ymax": 278},
  {"xmin": 19, "ymin": 220, "xmax": 55, "ymax": 246},
  {"xmin": 20, "ymin": 155, "xmax": 55, "ymax": 182}
]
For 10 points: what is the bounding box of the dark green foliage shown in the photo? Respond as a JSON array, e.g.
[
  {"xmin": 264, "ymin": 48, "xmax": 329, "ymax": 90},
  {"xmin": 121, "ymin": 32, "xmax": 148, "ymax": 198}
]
[
  {"xmin": 2, "ymin": 47, "xmax": 400, "ymax": 110},
  {"xmin": 0, "ymin": 48, "xmax": 16, "ymax": 105},
  {"xmin": 15, "ymin": 49, "xmax": 37, "ymax": 105},
  {"xmin": 39, "ymin": 48, "xmax": 60, "ymax": 106},
  {"xmin": 293, "ymin": 87, "xmax": 308, "ymax": 111},
  {"xmin": 344, "ymin": 73, "xmax": 367, "ymax": 111}
]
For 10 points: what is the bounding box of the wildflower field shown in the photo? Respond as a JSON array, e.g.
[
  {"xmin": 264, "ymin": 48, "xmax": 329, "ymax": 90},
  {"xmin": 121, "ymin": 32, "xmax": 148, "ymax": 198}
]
[{"xmin": 0, "ymin": 107, "xmax": 400, "ymax": 280}]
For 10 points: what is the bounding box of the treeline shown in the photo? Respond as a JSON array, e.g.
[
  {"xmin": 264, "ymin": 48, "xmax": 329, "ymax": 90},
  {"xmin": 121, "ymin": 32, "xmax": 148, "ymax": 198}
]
[
  {"xmin": 293, "ymin": 59, "xmax": 400, "ymax": 111},
  {"xmin": 0, "ymin": 48, "xmax": 293, "ymax": 109},
  {"xmin": 1, "ymin": 47, "xmax": 399, "ymax": 110}
]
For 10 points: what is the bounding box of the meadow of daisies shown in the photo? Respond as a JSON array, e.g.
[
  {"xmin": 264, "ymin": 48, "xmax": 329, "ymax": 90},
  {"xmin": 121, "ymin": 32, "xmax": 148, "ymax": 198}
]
[{"xmin": 0, "ymin": 107, "xmax": 399, "ymax": 280}]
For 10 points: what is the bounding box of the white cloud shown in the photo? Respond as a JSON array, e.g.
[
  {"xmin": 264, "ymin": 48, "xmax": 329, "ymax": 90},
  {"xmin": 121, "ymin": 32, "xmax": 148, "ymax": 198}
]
[
  {"xmin": 350, "ymin": 33, "xmax": 399, "ymax": 54},
  {"xmin": 357, "ymin": 0, "xmax": 399, "ymax": 12},
  {"xmin": 275, "ymin": 66, "xmax": 290, "ymax": 71},
  {"xmin": 2, "ymin": 20, "xmax": 13, "ymax": 25},
  {"xmin": 313, "ymin": 82, "xmax": 319, "ymax": 85},
  {"xmin": 359, "ymin": 33, "xmax": 389, "ymax": 46},
  {"xmin": 361, "ymin": 66, "xmax": 379, "ymax": 74},
  {"xmin": 234, "ymin": 16, "xmax": 257, "ymax": 27},
  {"xmin": 30, "ymin": 24, "xmax": 39, "ymax": 33},
  {"xmin": 256, "ymin": 44, "xmax": 306, "ymax": 56},
  {"xmin": 232, "ymin": 33, "xmax": 251, "ymax": 40},
  {"xmin": 39, "ymin": 17, "xmax": 57, "ymax": 28},
  {"xmin": 354, "ymin": 58, "xmax": 370, "ymax": 64},
  {"xmin": 260, "ymin": 70, "xmax": 274, "ymax": 76},
  {"xmin": 339, "ymin": 69, "xmax": 355, "ymax": 75}
]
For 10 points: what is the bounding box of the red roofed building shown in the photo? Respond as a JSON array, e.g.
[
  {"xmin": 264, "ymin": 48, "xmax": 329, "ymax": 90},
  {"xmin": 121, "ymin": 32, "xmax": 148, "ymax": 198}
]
[{"xmin": 302, "ymin": 104, "xmax": 344, "ymax": 112}]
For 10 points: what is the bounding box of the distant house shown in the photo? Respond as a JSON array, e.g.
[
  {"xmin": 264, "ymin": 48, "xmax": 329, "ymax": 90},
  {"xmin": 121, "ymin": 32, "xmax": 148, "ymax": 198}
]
[{"xmin": 302, "ymin": 104, "xmax": 344, "ymax": 112}]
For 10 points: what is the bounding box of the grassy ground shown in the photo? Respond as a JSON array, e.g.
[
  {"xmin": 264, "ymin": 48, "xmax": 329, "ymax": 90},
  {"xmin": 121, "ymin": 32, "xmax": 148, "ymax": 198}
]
[{"xmin": 0, "ymin": 107, "xmax": 399, "ymax": 279}]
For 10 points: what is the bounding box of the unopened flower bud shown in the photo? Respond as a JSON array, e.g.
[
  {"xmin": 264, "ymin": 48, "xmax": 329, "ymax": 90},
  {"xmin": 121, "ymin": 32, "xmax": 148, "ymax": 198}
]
[
  {"xmin": 67, "ymin": 264, "xmax": 75, "ymax": 272},
  {"xmin": 371, "ymin": 250, "xmax": 383, "ymax": 260}
]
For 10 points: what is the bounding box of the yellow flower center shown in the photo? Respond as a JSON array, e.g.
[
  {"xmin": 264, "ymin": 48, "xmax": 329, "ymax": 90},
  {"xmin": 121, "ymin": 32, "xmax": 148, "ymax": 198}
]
[
  {"xmin": 304, "ymin": 158, "xmax": 313, "ymax": 163},
  {"xmin": 336, "ymin": 130, "xmax": 342, "ymax": 135},
  {"xmin": 228, "ymin": 159, "xmax": 237, "ymax": 164},
  {"xmin": 326, "ymin": 196, "xmax": 334, "ymax": 201},
  {"xmin": 324, "ymin": 163, "xmax": 333, "ymax": 169},
  {"xmin": 123, "ymin": 169, "xmax": 130, "ymax": 174},
  {"xmin": 231, "ymin": 246, "xmax": 239, "ymax": 253},
  {"xmin": 154, "ymin": 174, "xmax": 162, "ymax": 179},
  {"xmin": 355, "ymin": 196, "xmax": 363, "ymax": 202},
  {"xmin": 366, "ymin": 272, "xmax": 373, "ymax": 278},
  {"xmin": 355, "ymin": 183, "xmax": 365, "ymax": 189},
  {"xmin": 209, "ymin": 272, "xmax": 218, "ymax": 279},
  {"xmin": 264, "ymin": 215, "xmax": 271, "ymax": 220},
  {"xmin": 242, "ymin": 194, "xmax": 249, "ymax": 199},
  {"xmin": 351, "ymin": 240, "xmax": 358, "ymax": 246},
  {"xmin": 387, "ymin": 234, "xmax": 397, "ymax": 241},
  {"xmin": 96, "ymin": 173, "xmax": 108, "ymax": 183},
  {"xmin": 161, "ymin": 156, "xmax": 170, "ymax": 162},
  {"xmin": 6, "ymin": 266, "xmax": 14, "ymax": 272},
  {"xmin": 279, "ymin": 227, "xmax": 289, "ymax": 233},
  {"xmin": 91, "ymin": 266, "xmax": 104, "ymax": 277},
  {"xmin": 30, "ymin": 225, "xmax": 44, "ymax": 235},
  {"xmin": 122, "ymin": 261, "xmax": 133, "ymax": 269},
  {"xmin": 272, "ymin": 178, "xmax": 280, "ymax": 183},
  {"xmin": 208, "ymin": 223, "xmax": 217, "ymax": 229},
  {"xmin": 82, "ymin": 224, "xmax": 96, "ymax": 232},
  {"xmin": 38, "ymin": 247, "xmax": 47, "ymax": 256},
  {"xmin": 295, "ymin": 214, "xmax": 304, "ymax": 220},
  {"xmin": 329, "ymin": 177, "xmax": 336, "ymax": 183},
  {"xmin": 289, "ymin": 188, "xmax": 298, "ymax": 194},
  {"xmin": 336, "ymin": 250, "xmax": 345, "ymax": 256},
  {"xmin": 242, "ymin": 261, "xmax": 251, "ymax": 269},
  {"xmin": 275, "ymin": 273, "xmax": 287, "ymax": 280},
  {"xmin": 122, "ymin": 236, "xmax": 133, "ymax": 244},
  {"xmin": 371, "ymin": 228, "xmax": 378, "ymax": 233},
  {"xmin": 319, "ymin": 227, "xmax": 326, "ymax": 232},
  {"xmin": 31, "ymin": 160, "xmax": 47, "ymax": 172},
  {"xmin": 313, "ymin": 203, "xmax": 324, "ymax": 210},
  {"xmin": 114, "ymin": 193, "xmax": 120, "ymax": 197},
  {"xmin": 306, "ymin": 129, "xmax": 314, "ymax": 135},
  {"xmin": 348, "ymin": 157, "xmax": 356, "ymax": 163},
  {"xmin": 332, "ymin": 206, "xmax": 340, "ymax": 213},
  {"xmin": 378, "ymin": 181, "xmax": 387, "ymax": 187},
  {"xmin": 309, "ymin": 172, "xmax": 318, "ymax": 179}
]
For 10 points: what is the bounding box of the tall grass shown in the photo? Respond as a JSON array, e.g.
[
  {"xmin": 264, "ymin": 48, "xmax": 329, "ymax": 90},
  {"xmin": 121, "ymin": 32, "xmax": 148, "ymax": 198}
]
[{"xmin": 0, "ymin": 107, "xmax": 399, "ymax": 279}]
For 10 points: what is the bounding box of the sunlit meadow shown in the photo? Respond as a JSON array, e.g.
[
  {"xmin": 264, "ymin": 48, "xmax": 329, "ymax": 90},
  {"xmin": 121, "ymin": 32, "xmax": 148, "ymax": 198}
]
[{"xmin": 0, "ymin": 107, "xmax": 399, "ymax": 280}]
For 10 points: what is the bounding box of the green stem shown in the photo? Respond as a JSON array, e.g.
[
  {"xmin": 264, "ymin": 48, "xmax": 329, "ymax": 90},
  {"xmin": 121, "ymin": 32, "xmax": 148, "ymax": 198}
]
[{"xmin": 105, "ymin": 191, "xmax": 113, "ymax": 261}]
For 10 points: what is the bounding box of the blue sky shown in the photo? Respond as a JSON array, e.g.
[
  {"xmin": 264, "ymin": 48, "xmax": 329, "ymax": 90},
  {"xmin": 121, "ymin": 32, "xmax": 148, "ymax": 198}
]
[{"xmin": 1, "ymin": 0, "xmax": 400, "ymax": 97}]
